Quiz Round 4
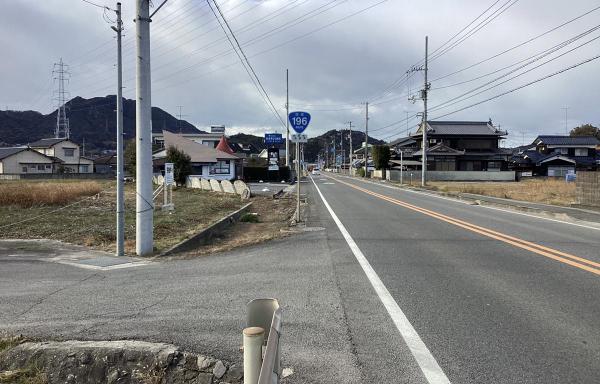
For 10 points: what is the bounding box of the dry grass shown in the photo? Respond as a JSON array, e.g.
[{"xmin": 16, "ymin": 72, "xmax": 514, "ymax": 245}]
[
  {"xmin": 428, "ymin": 178, "xmax": 576, "ymax": 206},
  {"xmin": 0, "ymin": 182, "xmax": 245, "ymax": 255},
  {"xmin": 0, "ymin": 181, "xmax": 105, "ymax": 208}
]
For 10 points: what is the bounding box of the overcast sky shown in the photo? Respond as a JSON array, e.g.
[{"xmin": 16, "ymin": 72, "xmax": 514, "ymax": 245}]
[{"xmin": 2, "ymin": 0, "xmax": 599, "ymax": 146}]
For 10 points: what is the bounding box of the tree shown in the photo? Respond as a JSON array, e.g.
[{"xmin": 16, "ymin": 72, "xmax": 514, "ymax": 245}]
[
  {"xmin": 372, "ymin": 145, "xmax": 391, "ymax": 170},
  {"xmin": 124, "ymin": 139, "xmax": 136, "ymax": 176},
  {"xmin": 166, "ymin": 145, "xmax": 192, "ymax": 186},
  {"xmin": 570, "ymin": 124, "xmax": 600, "ymax": 139}
]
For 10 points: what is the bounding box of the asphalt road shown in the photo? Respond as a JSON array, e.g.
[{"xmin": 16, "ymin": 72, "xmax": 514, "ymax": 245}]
[{"xmin": 1, "ymin": 174, "xmax": 599, "ymax": 383}]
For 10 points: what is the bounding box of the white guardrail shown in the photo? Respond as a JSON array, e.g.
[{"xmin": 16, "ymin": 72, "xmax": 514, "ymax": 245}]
[{"xmin": 244, "ymin": 298, "xmax": 282, "ymax": 384}]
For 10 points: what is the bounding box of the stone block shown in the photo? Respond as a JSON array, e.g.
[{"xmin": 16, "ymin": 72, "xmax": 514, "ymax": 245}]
[
  {"xmin": 221, "ymin": 180, "xmax": 235, "ymax": 194},
  {"xmin": 210, "ymin": 179, "xmax": 223, "ymax": 192}
]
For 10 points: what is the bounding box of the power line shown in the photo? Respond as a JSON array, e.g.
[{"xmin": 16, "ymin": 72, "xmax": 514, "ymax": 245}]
[
  {"xmin": 431, "ymin": 4, "xmax": 600, "ymax": 82},
  {"xmin": 207, "ymin": 0, "xmax": 285, "ymax": 127},
  {"xmin": 430, "ymin": 54, "xmax": 600, "ymax": 120}
]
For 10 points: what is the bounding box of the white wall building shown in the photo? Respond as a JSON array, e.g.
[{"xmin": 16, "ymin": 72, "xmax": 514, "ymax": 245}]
[
  {"xmin": 29, "ymin": 138, "xmax": 94, "ymax": 173},
  {"xmin": 0, "ymin": 147, "xmax": 54, "ymax": 174}
]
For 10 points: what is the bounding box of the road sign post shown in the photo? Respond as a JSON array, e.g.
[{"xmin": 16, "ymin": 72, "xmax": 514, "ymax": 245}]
[
  {"xmin": 289, "ymin": 112, "xmax": 311, "ymax": 222},
  {"xmin": 163, "ymin": 162, "xmax": 175, "ymax": 211}
]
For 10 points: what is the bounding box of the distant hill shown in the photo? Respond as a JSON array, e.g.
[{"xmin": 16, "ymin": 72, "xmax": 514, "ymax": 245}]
[
  {"xmin": 227, "ymin": 130, "xmax": 384, "ymax": 162},
  {"xmin": 0, "ymin": 96, "xmax": 204, "ymax": 153}
]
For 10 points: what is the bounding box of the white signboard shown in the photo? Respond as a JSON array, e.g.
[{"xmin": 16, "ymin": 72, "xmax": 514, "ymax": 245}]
[
  {"xmin": 165, "ymin": 163, "xmax": 175, "ymax": 185},
  {"xmin": 291, "ymin": 133, "xmax": 308, "ymax": 143}
]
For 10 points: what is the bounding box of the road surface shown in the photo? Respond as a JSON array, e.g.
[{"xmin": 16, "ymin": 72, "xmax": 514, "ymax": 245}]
[{"xmin": 1, "ymin": 173, "xmax": 599, "ymax": 383}]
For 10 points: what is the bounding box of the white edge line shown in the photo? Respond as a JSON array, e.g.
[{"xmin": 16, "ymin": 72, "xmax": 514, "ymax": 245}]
[
  {"xmin": 309, "ymin": 175, "xmax": 451, "ymax": 384},
  {"xmin": 333, "ymin": 174, "xmax": 600, "ymax": 232},
  {"xmin": 54, "ymin": 260, "xmax": 151, "ymax": 271}
]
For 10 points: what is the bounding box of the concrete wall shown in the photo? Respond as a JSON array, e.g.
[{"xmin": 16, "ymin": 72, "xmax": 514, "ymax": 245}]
[
  {"xmin": 576, "ymin": 171, "xmax": 600, "ymax": 207},
  {"xmin": 388, "ymin": 169, "xmax": 516, "ymax": 182}
]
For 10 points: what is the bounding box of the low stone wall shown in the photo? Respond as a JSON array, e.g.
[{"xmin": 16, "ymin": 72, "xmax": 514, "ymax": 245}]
[
  {"xmin": 0, "ymin": 340, "xmax": 242, "ymax": 384},
  {"xmin": 576, "ymin": 171, "xmax": 600, "ymax": 207},
  {"xmin": 388, "ymin": 170, "xmax": 516, "ymax": 182}
]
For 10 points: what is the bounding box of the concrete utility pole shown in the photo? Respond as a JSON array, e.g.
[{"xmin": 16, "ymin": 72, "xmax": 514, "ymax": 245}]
[
  {"xmin": 562, "ymin": 106, "xmax": 569, "ymax": 135},
  {"xmin": 112, "ymin": 2, "xmax": 125, "ymax": 256},
  {"xmin": 364, "ymin": 102, "xmax": 369, "ymax": 178},
  {"xmin": 347, "ymin": 121, "xmax": 353, "ymax": 173},
  {"xmin": 421, "ymin": 36, "xmax": 429, "ymax": 187},
  {"xmin": 340, "ymin": 129, "xmax": 344, "ymax": 172},
  {"xmin": 286, "ymin": 69, "xmax": 290, "ymax": 167},
  {"xmin": 135, "ymin": 0, "xmax": 153, "ymax": 256}
]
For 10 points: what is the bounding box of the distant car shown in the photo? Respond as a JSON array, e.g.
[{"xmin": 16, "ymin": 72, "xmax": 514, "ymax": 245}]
[{"xmin": 312, "ymin": 169, "xmax": 320, "ymax": 175}]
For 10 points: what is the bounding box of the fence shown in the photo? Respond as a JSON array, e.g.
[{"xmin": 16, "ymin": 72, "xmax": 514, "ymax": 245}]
[
  {"xmin": 386, "ymin": 170, "xmax": 515, "ymax": 182},
  {"xmin": 576, "ymin": 171, "xmax": 600, "ymax": 208}
]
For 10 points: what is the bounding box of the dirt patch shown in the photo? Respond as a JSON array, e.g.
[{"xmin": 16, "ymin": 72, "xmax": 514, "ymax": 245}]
[
  {"xmin": 427, "ymin": 179, "xmax": 576, "ymax": 206},
  {"xmin": 173, "ymin": 195, "xmax": 297, "ymax": 258}
]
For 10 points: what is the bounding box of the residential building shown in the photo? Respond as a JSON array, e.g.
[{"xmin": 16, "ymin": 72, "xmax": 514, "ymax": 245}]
[
  {"xmin": 0, "ymin": 147, "xmax": 54, "ymax": 174},
  {"xmin": 93, "ymin": 154, "xmax": 117, "ymax": 175},
  {"xmin": 153, "ymin": 131, "xmax": 240, "ymax": 180},
  {"xmin": 29, "ymin": 138, "xmax": 94, "ymax": 173},
  {"xmin": 510, "ymin": 135, "xmax": 599, "ymax": 176},
  {"xmin": 152, "ymin": 125, "xmax": 227, "ymax": 148},
  {"xmin": 410, "ymin": 120, "xmax": 511, "ymax": 171}
]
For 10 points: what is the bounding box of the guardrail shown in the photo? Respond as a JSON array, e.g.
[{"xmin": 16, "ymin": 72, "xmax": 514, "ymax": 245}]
[{"xmin": 244, "ymin": 298, "xmax": 282, "ymax": 384}]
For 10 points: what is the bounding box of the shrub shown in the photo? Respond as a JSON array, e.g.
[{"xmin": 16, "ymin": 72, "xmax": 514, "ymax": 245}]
[{"xmin": 240, "ymin": 213, "xmax": 259, "ymax": 223}]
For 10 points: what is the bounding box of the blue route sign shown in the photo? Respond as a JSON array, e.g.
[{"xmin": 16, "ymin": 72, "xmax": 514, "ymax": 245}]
[
  {"xmin": 288, "ymin": 111, "xmax": 311, "ymax": 133},
  {"xmin": 264, "ymin": 133, "xmax": 283, "ymax": 145}
]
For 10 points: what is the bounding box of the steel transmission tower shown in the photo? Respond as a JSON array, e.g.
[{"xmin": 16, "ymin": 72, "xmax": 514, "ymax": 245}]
[{"xmin": 53, "ymin": 58, "xmax": 71, "ymax": 139}]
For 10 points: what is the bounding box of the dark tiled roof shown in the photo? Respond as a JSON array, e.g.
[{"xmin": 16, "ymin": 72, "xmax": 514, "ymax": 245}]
[
  {"xmin": 535, "ymin": 135, "xmax": 599, "ymax": 146},
  {"xmin": 389, "ymin": 137, "xmax": 416, "ymax": 147},
  {"xmin": 0, "ymin": 146, "xmax": 26, "ymax": 160},
  {"xmin": 424, "ymin": 121, "xmax": 506, "ymax": 136},
  {"xmin": 29, "ymin": 138, "xmax": 68, "ymax": 148}
]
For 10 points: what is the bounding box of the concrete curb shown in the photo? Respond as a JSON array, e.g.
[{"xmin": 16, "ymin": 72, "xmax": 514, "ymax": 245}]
[{"xmin": 160, "ymin": 202, "xmax": 253, "ymax": 256}]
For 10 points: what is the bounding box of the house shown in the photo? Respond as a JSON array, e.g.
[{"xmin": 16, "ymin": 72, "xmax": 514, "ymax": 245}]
[
  {"xmin": 0, "ymin": 147, "xmax": 54, "ymax": 174},
  {"xmin": 29, "ymin": 138, "xmax": 94, "ymax": 173},
  {"xmin": 510, "ymin": 135, "xmax": 599, "ymax": 176},
  {"xmin": 94, "ymin": 154, "xmax": 118, "ymax": 174},
  {"xmin": 409, "ymin": 120, "xmax": 511, "ymax": 171},
  {"xmin": 153, "ymin": 131, "xmax": 240, "ymax": 180},
  {"xmin": 152, "ymin": 125, "xmax": 228, "ymax": 149}
]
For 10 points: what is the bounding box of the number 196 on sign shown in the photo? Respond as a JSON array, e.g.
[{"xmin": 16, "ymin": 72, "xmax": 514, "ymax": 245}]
[{"xmin": 288, "ymin": 111, "xmax": 311, "ymax": 133}]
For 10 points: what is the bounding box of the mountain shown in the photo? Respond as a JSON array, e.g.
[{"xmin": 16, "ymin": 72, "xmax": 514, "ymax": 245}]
[
  {"xmin": 303, "ymin": 129, "xmax": 385, "ymax": 162},
  {"xmin": 0, "ymin": 96, "xmax": 204, "ymax": 153},
  {"xmin": 227, "ymin": 130, "xmax": 385, "ymax": 163}
]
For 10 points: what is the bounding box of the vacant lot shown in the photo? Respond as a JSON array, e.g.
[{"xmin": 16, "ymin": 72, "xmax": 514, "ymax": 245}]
[
  {"xmin": 428, "ymin": 178, "xmax": 576, "ymax": 206},
  {"xmin": 0, "ymin": 180, "xmax": 245, "ymax": 255}
]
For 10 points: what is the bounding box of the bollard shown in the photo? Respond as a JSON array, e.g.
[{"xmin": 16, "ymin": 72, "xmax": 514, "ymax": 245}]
[{"xmin": 243, "ymin": 326, "xmax": 265, "ymax": 384}]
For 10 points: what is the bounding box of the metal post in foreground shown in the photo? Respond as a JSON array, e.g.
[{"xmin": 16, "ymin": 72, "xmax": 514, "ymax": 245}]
[
  {"xmin": 285, "ymin": 69, "xmax": 290, "ymax": 167},
  {"xmin": 296, "ymin": 142, "xmax": 300, "ymax": 222},
  {"xmin": 135, "ymin": 0, "xmax": 154, "ymax": 255},
  {"xmin": 243, "ymin": 327, "xmax": 264, "ymax": 384},
  {"xmin": 421, "ymin": 36, "xmax": 429, "ymax": 187},
  {"xmin": 113, "ymin": 2, "xmax": 124, "ymax": 256}
]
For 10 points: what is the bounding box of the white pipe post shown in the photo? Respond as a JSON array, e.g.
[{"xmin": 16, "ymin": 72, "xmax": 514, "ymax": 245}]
[
  {"xmin": 285, "ymin": 69, "xmax": 290, "ymax": 167},
  {"xmin": 243, "ymin": 327, "xmax": 264, "ymax": 384},
  {"xmin": 135, "ymin": 0, "xmax": 153, "ymax": 256},
  {"xmin": 296, "ymin": 141, "xmax": 300, "ymax": 222},
  {"xmin": 114, "ymin": 2, "xmax": 124, "ymax": 256}
]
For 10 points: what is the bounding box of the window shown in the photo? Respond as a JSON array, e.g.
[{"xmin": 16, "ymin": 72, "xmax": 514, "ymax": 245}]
[
  {"xmin": 210, "ymin": 160, "xmax": 230, "ymax": 174},
  {"xmin": 45, "ymin": 164, "xmax": 51, "ymax": 169},
  {"xmin": 63, "ymin": 148, "xmax": 75, "ymax": 157},
  {"xmin": 555, "ymin": 148, "xmax": 568, "ymax": 155},
  {"xmin": 487, "ymin": 161, "xmax": 502, "ymax": 170},
  {"xmin": 575, "ymin": 148, "xmax": 588, "ymax": 156},
  {"xmin": 29, "ymin": 164, "xmax": 36, "ymax": 169},
  {"xmin": 37, "ymin": 165, "xmax": 45, "ymax": 171},
  {"xmin": 80, "ymin": 165, "xmax": 89, "ymax": 173},
  {"xmin": 22, "ymin": 166, "xmax": 27, "ymax": 173}
]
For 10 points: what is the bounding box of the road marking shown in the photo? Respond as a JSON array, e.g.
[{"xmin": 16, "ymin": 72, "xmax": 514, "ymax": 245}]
[
  {"xmin": 329, "ymin": 175, "xmax": 600, "ymax": 276},
  {"xmin": 310, "ymin": 176, "xmax": 451, "ymax": 384},
  {"xmin": 336, "ymin": 174, "xmax": 600, "ymax": 232}
]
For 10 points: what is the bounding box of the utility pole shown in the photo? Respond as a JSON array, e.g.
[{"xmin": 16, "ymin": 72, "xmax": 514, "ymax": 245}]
[
  {"xmin": 408, "ymin": 37, "xmax": 430, "ymax": 186},
  {"xmin": 286, "ymin": 69, "xmax": 290, "ymax": 167},
  {"xmin": 422, "ymin": 36, "xmax": 429, "ymax": 187},
  {"xmin": 364, "ymin": 102, "xmax": 369, "ymax": 178},
  {"xmin": 176, "ymin": 105, "xmax": 184, "ymax": 134},
  {"xmin": 112, "ymin": 2, "xmax": 125, "ymax": 256},
  {"xmin": 562, "ymin": 106, "xmax": 569, "ymax": 135},
  {"xmin": 135, "ymin": 0, "xmax": 153, "ymax": 256},
  {"xmin": 347, "ymin": 121, "xmax": 353, "ymax": 173},
  {"xmin": 340, "ymin": 129, "xmax": 344, "ymax": 172}
]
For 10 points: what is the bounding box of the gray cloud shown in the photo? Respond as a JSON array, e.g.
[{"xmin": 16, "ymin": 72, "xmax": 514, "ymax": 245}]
[{"xmin": 1, "ymin": 0, "xmax": 599, "ymax": 147}]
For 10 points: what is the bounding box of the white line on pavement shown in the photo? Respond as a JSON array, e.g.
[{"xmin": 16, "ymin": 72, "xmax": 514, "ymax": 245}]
[{"xmin": 309, "ymin": 176, "xmax": 451, "ymax": 384}]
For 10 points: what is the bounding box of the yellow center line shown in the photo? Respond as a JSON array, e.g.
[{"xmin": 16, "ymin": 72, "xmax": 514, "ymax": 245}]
[{"xmin": 324, "ymin": 175, "xmax": 600, "ymax": 276}]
